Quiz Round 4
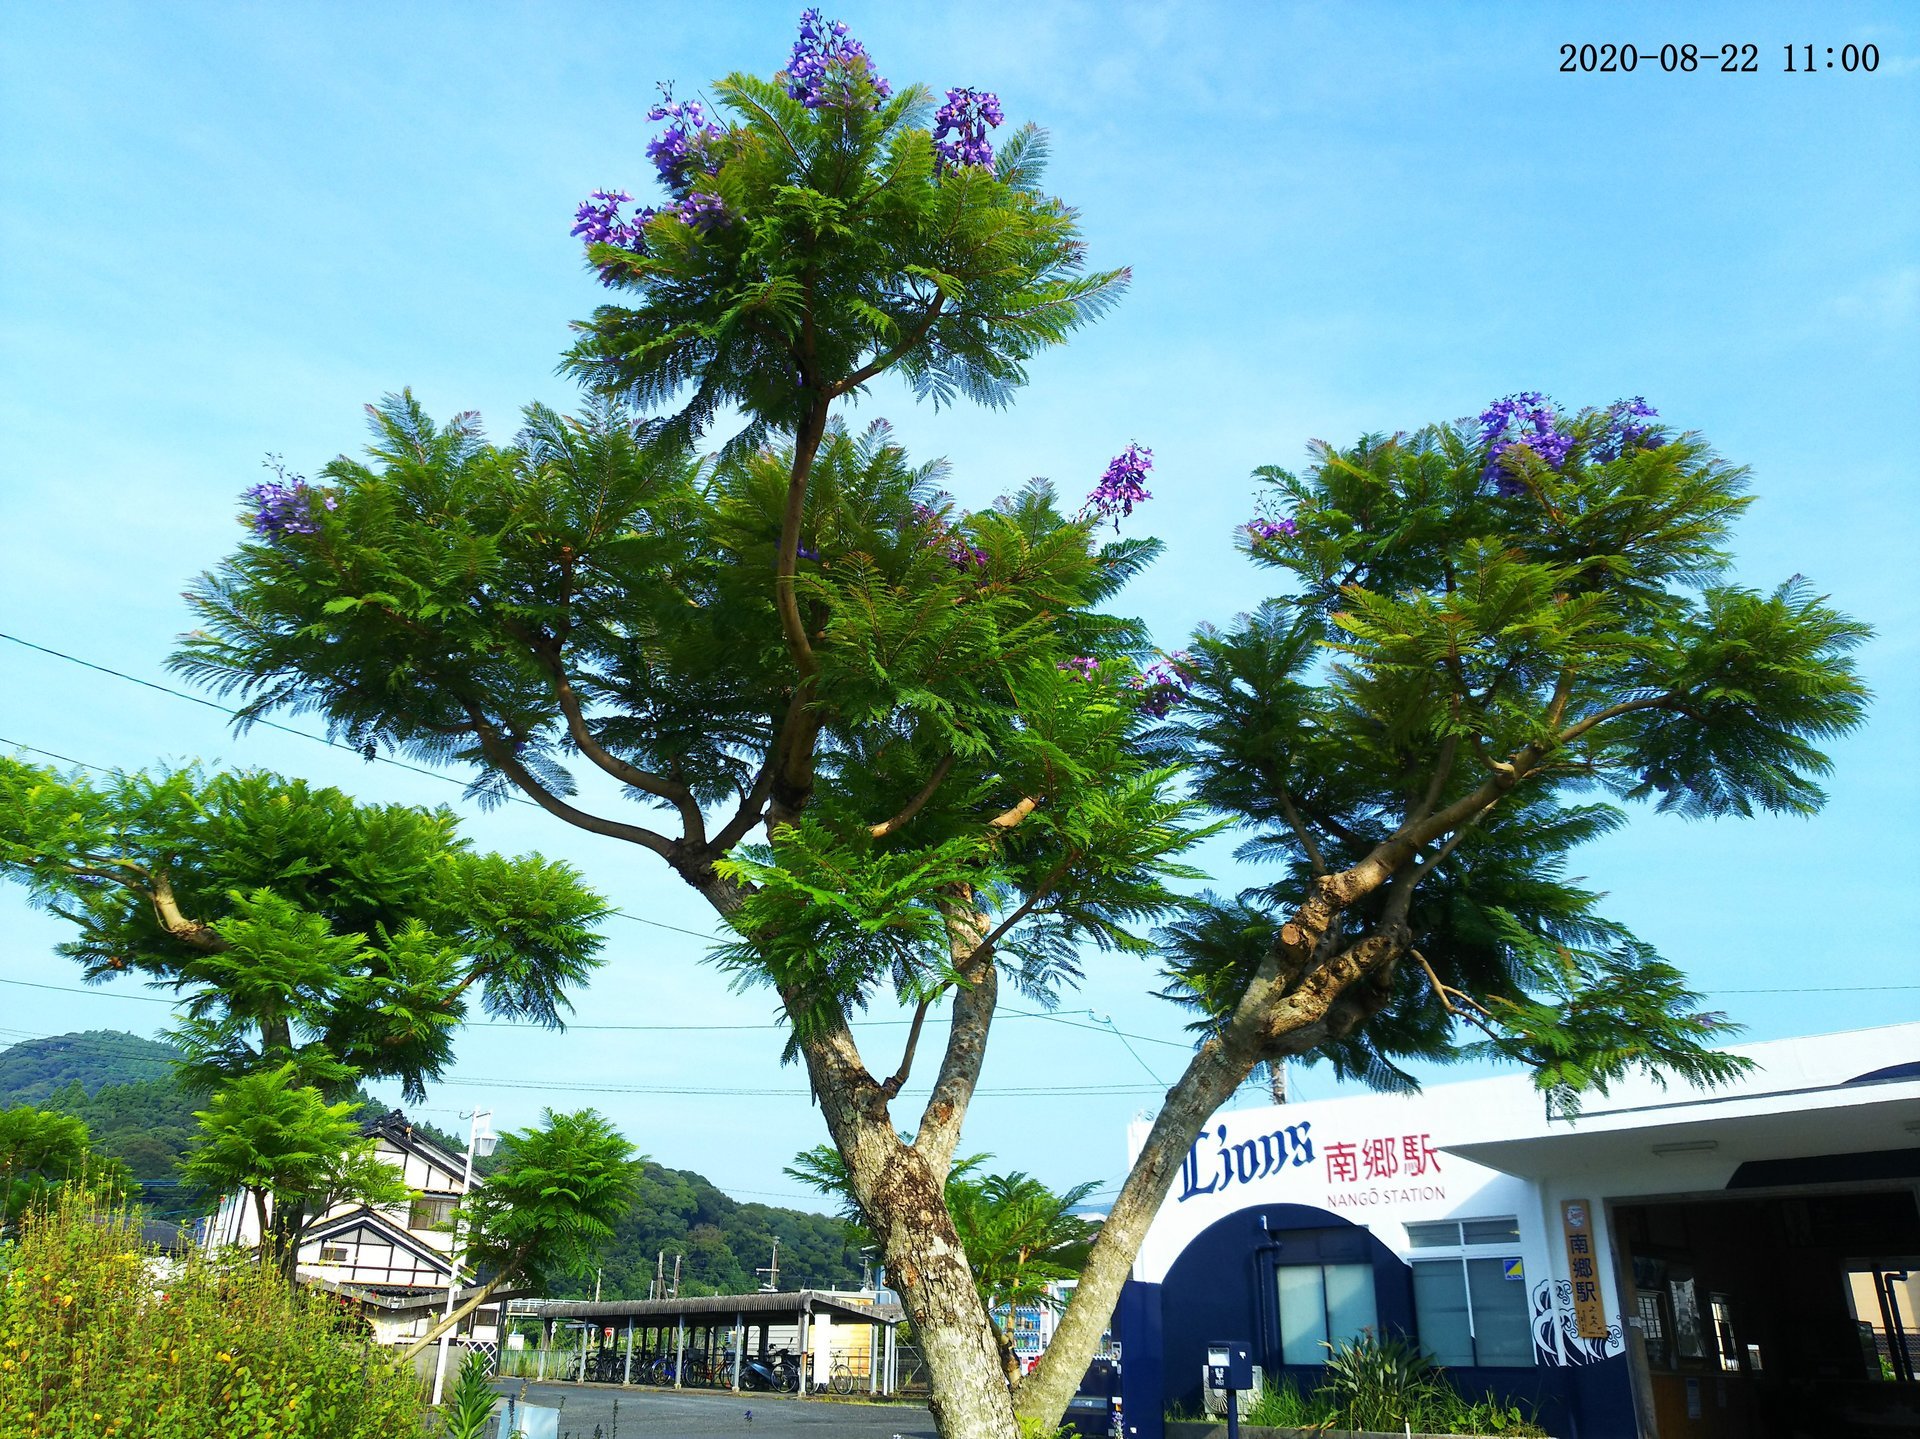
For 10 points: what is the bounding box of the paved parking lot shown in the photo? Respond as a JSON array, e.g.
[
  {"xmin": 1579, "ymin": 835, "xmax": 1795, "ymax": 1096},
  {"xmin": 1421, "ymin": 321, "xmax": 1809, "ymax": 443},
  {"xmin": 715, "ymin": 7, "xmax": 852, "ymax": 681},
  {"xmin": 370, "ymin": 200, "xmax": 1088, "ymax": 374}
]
[{"xmin": 490, "ymin": 1380, "xmax": 939, "ymax": 1438}]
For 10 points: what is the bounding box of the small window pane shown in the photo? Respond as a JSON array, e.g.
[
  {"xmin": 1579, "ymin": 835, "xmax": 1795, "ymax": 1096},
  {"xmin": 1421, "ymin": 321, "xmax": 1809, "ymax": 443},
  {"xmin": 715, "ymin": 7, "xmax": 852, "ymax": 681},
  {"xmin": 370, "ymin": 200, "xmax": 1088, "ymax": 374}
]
[
  {"xmin": 1413, "ymin": 1262, "xmax": 1474, "ymax": 1366},
  {"xmin": 1277, "ymin": 1267, "xmax": 1329, "ymax": 1365},
  {"xmin": 1465, "ymin": 1258, "xmax": 1535, "ymax": 1367},
  {"xmin": 1462, "ymin": 1217, "xmax": 1521, "ymax": 1246},
  {"xmin": 1325, "ymin": 1264, "xmax": 1378, "ymax": 1349},
  {"xmin": 1407, "ymin": 1222, "xmax": 1462, "ymax": 1249}
]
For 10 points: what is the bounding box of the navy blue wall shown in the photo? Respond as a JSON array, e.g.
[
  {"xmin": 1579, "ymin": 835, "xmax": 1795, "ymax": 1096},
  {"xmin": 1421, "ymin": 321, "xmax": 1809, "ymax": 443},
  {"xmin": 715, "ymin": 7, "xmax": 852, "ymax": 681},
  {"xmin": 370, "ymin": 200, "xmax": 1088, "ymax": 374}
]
[{"xmin": 1120, "ymin": 1201, "xmax": 1636, "ymax": 1439}]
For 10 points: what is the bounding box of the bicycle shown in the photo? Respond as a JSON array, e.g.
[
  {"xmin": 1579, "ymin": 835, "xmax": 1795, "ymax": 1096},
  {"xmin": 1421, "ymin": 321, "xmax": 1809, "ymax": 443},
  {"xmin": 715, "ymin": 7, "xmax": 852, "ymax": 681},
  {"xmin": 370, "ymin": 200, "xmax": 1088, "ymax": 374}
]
[
  {"xmin": 647, "ymin": 1351, "xmax": 706, "ymax": 1386},
  {"xmin": 827, "ymin": 1357, "xmax": 860, "ymax": 1396}
]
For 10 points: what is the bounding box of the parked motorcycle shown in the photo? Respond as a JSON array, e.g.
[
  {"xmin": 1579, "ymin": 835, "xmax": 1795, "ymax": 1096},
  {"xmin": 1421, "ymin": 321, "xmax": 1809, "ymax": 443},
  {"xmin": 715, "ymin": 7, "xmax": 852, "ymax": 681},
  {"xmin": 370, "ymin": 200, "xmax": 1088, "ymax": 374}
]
[{"xmin": 724, "ymin": 1346, "xmax": 799, "ymax": 1392}]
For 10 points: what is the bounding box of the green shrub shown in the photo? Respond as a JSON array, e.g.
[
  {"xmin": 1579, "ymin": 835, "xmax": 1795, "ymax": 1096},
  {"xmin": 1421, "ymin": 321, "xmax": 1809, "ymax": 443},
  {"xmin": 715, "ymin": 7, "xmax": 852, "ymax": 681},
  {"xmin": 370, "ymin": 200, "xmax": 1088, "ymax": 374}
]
[
  {"xmin": 0, "ymin": 1187, "xmax": 425, "ymax": 1438},
  {"xmin": 1321, "ymin": 1332, "xmax": 1449, "ymax": 1431},
  {"xmin": 438, "ymin": 1351, "xmax": 498, "ymax": 1439}
]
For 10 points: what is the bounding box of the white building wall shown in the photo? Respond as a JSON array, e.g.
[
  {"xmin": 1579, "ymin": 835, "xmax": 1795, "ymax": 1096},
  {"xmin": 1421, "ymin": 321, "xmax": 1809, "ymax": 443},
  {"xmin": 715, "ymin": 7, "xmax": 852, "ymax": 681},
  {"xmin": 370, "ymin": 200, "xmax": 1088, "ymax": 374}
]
[{"xmin": 1129, "ymin": 1022, "xmax": 1920, "ymax": 1368}]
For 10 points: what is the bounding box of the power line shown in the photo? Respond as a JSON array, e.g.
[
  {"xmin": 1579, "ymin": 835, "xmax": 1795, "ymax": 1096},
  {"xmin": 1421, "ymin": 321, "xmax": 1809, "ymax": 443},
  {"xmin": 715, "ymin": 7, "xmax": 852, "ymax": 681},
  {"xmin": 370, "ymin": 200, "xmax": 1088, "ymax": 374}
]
[
  {"xmin": 0, "ymin": 973, "xmax": 1195, "ymax": 1056},
  {"xmin": 0, "ymin": 635, "xmax": 723, "ymax": 945},
  {"xmin": 0, "ymin": 1019, "xmax": 1160, "ymax": 1100}
]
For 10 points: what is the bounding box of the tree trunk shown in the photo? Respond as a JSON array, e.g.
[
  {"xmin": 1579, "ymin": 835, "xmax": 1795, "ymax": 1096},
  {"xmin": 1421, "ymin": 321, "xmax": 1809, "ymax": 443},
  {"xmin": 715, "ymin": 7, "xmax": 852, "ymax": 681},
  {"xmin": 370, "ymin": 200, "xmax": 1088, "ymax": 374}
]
[
  {"xmin": 1018, "ymin": 878, "xmax": 1405, "ymax": 1431},
  {"xmin": 1016, "ymin": 1029, "xmax": 1253, "ymax": 1429},
  {"xmin": 859, "ymin": 1143, "xmax": 1019, "ymax": 1439},
  {"xmin": 400, "ymin": 1275, "xmax": 505, "ymax": 1362}
]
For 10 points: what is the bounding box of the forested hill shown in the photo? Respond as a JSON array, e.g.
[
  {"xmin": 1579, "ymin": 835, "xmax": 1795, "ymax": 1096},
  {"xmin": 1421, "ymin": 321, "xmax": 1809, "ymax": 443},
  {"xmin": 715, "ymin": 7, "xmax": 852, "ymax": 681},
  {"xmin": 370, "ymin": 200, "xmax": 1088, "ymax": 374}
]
[
  {"xmin": 555, "ymin": 1159, "xmax": 866, "ymax": 1299},
  {"xmin": 0, "ymin": 1032, "xmax": 862, "ymax": 1292},
  {"xmin": 0, "ymin": 1031, "xmax": 200, "ymax": 1187},
  {"xmin": 0, "ymin": 1029, "xmax": 180, "ymax": 1099}
]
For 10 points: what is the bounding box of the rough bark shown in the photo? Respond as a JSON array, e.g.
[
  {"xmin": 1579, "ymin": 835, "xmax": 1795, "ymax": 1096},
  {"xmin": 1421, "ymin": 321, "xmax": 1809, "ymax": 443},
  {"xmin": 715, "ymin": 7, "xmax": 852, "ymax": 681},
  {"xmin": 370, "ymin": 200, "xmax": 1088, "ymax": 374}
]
[{"xmin": 850, "ymin": 1130, "xmax": 1018, "ymax": 1439}]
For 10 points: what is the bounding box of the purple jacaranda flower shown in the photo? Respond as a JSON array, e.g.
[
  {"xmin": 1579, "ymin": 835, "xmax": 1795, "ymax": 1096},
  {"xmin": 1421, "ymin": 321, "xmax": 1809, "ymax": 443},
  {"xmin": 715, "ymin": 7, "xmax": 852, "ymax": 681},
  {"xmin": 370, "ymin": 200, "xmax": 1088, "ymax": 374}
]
[
  {"xmin": 1588, "ymin": 395, "xmax": 1664, "ymax": 462},
  {"xmin": 1084, "ymin": 443, "xmax": 1154, "ymax": 527},
  {"xmin": 1247, "ymin": 516, "xmax": 1298, "ymax": 544},
  {"xmin": 1057, "ymin": 656, "xmax": 1100, "ymax": 678},
  {"xmin": 797, "ymin": 543, "xmax": 821, "ymax": 562},
  {"xmin": 244, "ymin": 479, "xmax": 327, "ymax": 539},
  {"xmin": 943, "ymin": 539, "xmax": 989, "ymax": 571},
  {"xmin": 646, "ymin": 96, "xmax": 727, "ymax": 189},
  {"xmin": 571, "ymin": 189, "xmax": 657, "ymax": 266},
  {"xmin": 783, "ymin": 9, "xmax": 891, "ymax": 109},
  {"xmin": 933, "ymin": 87, "xmax": 1004, "ymax": 171},
  {"xmin": 570, "ymin": 190, "xmax": 635, "ymax": 245},
  {"xmin": 668, "ymin": 190, "xmax": 730, "ymax": 232},
  {"xmin": 1130, "ymin": 650, "xmax": 1196, "ymax": 718},
  {"xmin": 1477, "ymin": 391, "xmax": 1576, "ymax": 495}
]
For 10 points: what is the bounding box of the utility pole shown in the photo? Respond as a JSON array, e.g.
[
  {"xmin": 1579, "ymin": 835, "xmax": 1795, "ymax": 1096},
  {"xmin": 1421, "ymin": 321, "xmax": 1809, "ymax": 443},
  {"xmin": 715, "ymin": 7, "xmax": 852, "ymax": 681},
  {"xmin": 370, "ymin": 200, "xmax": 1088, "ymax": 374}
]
[
  {"xmin": 653, "ymin": 1250, "xmax": 665, "ymax": 1301},
  {"xmin": 430, "ymin": 1109, "xmax": 496, "ymax": 1408},
  {"xmin": 594, "ymin": 1267, "xmax": 603, "ymax": 1304},
  {"xmin": 671, "ymin": 1254, "xmax": 682, "ymax": 1301},
  {"xmin": 757, "ymin": 1239, "xmax": 780, "ymax": 1292}
]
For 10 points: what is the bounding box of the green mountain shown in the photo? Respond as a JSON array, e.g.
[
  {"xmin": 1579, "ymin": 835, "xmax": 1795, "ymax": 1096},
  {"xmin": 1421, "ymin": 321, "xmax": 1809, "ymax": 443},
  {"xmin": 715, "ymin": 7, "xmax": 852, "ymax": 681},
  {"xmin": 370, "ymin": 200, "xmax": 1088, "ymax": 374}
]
[
  {"xmin": 0, "ymin": 1032, "xmax": 863, "ymax": 1290},
  {"xmin": 563, "ymin": 1159, "xmax": 866, "ymax": 1299},
  {"xmin": 0, "ymin": 1029, "xmax": 180, "ymax": 1100}
]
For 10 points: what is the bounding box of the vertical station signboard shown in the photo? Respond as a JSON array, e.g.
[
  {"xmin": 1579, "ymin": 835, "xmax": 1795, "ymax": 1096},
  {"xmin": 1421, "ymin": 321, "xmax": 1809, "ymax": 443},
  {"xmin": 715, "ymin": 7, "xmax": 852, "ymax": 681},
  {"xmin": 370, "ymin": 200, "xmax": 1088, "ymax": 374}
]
[{"xmin": 1560, "ymin": 1198, "xmax": 1609, "ymax": 1339}]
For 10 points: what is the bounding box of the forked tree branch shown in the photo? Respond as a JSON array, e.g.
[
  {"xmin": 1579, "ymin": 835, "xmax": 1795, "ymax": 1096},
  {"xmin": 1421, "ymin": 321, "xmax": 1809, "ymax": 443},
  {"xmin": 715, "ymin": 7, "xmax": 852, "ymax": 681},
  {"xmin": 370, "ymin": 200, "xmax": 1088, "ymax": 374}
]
[
  {"xmin": 525, "ymin": 639, "xmax": 707, "ymax": 845},
  {"xmin": 774, "ymin": 399, "xmax": 835, "ymax": 681},
  {"xmin": 829, "ymin": 296, "xmax": 947, "ymax": 397},
  {"xmin": 870, "ymin": 754, "xmax": 956, "ymax": 839},
  {"xmin": 466, "ymin": 714, "xmax": 675, "ymax": 858}
]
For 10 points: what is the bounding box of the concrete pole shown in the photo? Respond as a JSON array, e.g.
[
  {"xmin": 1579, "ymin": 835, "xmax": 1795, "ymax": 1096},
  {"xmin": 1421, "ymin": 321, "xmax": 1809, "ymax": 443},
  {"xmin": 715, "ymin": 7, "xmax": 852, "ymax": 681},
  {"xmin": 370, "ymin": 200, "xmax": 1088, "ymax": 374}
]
[
  {"xmin": 624, "ymin": 1321, "xmax": 635, "ymax": 1385},
  {"xmin": 577, "ymin": 1325, "xmax": 588, "ymax": 1383},
  {"xmin": 674, "ymin": 1315, "xmax": 686, "ymax": 1388},
  {"xmin": 870, "ymin": 1320, "xmax": 879, "ymax": 1394},
  {"xmin": 536, "ymin": 1320, "xmax": 550, "ymax": 1381},
  {"xmin": 797, "ymin": 1310, "xmax": 811, "ymax": 1393},
  {"xmin": 431, "ymin": 1110, "xmax": 487, "ymax": 1407},
  {"xmin": 732, "ymin": 1313, "xmax": 744, "ymax": 1391}
]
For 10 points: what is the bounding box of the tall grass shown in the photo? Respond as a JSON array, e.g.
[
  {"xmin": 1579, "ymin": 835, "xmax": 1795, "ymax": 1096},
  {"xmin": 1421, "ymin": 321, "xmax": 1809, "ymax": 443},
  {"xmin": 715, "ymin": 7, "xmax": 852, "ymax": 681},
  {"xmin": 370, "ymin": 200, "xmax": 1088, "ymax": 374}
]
[{"xmin": 0, "ymin": 1188, "xmax": 425, "ymax": 1439}]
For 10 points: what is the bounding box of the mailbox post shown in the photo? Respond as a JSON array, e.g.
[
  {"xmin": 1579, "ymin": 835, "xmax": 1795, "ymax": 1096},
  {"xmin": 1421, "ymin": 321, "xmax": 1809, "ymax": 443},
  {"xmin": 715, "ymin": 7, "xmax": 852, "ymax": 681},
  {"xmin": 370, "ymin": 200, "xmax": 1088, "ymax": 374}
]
[{"xmin": 1205, "ymin": 1340, "xmax": 1253, "ymax": 1439}]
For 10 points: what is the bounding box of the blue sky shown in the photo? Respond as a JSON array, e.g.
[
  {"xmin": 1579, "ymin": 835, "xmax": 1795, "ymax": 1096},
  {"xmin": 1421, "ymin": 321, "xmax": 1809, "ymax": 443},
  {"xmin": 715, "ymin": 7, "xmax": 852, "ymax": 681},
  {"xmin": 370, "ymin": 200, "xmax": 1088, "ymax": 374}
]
[{"xmin": 1, "ymin": 2, "xmax": 1915, "ymax": 1213}]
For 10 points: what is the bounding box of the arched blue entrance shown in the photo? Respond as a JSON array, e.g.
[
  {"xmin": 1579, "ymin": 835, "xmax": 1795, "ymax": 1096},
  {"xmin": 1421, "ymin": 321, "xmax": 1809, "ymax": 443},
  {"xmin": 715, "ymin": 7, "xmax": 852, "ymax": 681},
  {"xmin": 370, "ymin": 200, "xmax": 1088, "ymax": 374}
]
[{"xmin": 1116, "ymin": 1200, "xmax": 1608, "ymax": 1439}]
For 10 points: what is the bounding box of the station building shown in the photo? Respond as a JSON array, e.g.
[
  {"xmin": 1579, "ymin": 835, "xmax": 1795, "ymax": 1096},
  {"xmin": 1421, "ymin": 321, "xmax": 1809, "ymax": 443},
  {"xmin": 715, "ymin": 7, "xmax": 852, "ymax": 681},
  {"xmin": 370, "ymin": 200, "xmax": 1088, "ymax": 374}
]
[{"xmin": 1116, "ymin": 1023, "xmax": 1920, "ymax": 1439}]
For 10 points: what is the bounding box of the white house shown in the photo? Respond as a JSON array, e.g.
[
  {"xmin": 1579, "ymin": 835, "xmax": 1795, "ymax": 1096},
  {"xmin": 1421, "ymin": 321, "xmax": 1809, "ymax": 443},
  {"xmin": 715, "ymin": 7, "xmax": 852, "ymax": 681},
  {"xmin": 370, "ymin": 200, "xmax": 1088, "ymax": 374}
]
[{"xmin": 205, "ymin": 1107, "xmax": 500, "ymax": 1347}]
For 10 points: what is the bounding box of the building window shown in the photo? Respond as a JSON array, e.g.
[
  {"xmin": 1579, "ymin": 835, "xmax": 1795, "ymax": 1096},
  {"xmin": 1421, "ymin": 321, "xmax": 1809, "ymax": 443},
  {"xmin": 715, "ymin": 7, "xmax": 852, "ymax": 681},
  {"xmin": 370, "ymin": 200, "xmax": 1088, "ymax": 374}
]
[
  {"xmin": 1635, "ymin": 1290, "xmax": 1671, "ymax": 1369},
  {"xmin": 1709, "ymin": 1294, "xmax": 1740, "ymax": 1373},
  {"xmin": 1406, "ymin": 1217, "xmax": 1533, "ymax": 1368},
  {"xmin": 409, "ymin": 1197, "xmax": 456, "ymax": 1231},
  {"xmin": 1276, "ymin": 1263, "xmax": 1378, "ymax": 1365},
  {"xmin": 319, "ymin": 1245, "xmax": 349, "ymax": 1264}
]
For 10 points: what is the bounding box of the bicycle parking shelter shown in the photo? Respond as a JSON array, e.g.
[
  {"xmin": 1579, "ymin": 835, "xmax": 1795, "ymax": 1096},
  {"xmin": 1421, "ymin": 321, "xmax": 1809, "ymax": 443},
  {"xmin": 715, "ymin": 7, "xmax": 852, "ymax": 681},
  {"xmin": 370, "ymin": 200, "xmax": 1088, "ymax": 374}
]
[{"xmin": 510, "ymin": 1289, "xmax": 908, "ymax": 1395}]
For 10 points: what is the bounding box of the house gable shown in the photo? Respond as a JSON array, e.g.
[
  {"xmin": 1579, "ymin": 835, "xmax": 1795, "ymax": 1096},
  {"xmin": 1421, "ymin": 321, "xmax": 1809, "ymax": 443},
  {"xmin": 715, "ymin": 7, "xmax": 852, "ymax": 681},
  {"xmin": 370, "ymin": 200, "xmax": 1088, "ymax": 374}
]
[{"xmin": 300, "ymin": 1209, "xmax": 459, "ymax": 1287}]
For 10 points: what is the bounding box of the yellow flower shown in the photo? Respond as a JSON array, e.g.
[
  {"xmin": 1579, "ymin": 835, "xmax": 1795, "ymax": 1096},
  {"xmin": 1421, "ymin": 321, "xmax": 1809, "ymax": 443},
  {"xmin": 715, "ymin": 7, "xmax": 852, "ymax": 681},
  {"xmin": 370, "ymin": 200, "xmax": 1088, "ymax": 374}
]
[{"xmin": 217, "ymin": 1351, "xmax": 235, "ymax": 1364}]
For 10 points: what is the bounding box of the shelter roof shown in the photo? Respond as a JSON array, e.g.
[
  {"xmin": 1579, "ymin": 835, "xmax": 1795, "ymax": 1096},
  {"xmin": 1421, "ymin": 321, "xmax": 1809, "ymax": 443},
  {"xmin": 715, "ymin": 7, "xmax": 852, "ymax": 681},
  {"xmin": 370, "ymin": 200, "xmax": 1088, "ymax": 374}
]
[{"xmin": 519, "ymin": 1290, "xmax": 904, "ymax": 1327}]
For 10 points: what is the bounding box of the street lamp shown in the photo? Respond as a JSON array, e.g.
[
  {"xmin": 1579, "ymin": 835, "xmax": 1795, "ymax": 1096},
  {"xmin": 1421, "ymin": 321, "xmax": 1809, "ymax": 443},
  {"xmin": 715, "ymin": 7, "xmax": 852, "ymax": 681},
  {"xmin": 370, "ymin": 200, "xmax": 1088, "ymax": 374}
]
[{"xmin": 430, "ymin": 1108, "xmax": 496, "ymax": 1407}]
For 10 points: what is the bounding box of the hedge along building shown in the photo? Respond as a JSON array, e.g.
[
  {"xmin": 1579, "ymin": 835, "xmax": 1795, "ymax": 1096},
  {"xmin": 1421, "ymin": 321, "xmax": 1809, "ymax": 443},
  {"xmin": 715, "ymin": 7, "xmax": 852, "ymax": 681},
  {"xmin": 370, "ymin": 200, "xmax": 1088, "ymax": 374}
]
[{"xmin": 1116, "ymin": 1023, "xmax": 1920, "ymax": 1439}]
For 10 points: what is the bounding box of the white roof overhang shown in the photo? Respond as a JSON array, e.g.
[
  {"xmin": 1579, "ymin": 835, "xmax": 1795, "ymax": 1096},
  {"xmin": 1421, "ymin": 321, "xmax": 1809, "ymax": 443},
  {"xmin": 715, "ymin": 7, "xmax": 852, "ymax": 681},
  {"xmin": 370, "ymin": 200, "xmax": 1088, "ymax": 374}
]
[{"xmin": 1444, "ymin": 1077, "xmax": 1920, "ymax": 1188}]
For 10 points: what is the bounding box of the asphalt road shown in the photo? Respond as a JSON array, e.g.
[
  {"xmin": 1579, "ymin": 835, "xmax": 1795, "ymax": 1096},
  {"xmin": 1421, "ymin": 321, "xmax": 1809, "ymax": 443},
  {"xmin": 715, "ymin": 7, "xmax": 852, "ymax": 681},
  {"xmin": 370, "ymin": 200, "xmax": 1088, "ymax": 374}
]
[{"xmin": 490, "ymin": 1380, "xmax": 939, "ymax": 1439}]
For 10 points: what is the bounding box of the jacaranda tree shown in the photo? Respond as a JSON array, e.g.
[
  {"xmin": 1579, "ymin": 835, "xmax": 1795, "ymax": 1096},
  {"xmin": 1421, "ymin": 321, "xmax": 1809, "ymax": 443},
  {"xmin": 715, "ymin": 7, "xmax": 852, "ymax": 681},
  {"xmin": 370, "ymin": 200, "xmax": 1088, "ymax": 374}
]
[
  {"xmin": 1019, "ymin": 396, "xmax": 1871, "ymax": 1422},
  {"xmin": 157, "ymin": 13, "xmax": 1869, "ymax": 1438}
]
